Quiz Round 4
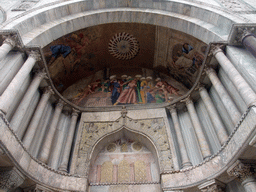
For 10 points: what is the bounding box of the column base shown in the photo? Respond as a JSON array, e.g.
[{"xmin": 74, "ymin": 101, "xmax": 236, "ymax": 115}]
[
  {"xmin": 58, "ymin": 165, "xmax": 68, "ymax": 173},
  {"xmin": 181, "ymin": 162, "xmax": 193, "ymax": 169}
]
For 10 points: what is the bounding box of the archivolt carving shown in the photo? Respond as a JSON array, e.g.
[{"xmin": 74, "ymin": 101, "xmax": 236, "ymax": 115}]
[{"xmin": 75, "ymin": 115, "xmax": 173, "ymax": 176}]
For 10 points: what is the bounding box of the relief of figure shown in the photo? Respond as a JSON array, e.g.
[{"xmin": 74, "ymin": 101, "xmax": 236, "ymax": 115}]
[
  {"xmin": 73, "ymin": 84, "xmax": 94, "ymax": 105},
  {"xmin": 135, "ymin": 74, "xmax": 143, "ymax": 104},
  {"xmin": 109, "ymin": 75, "xmax": 121, "ymax": 105},
  {"xmin": 172, "ymin": 43, "xmax": 204, "ymax": 75},
  {"xmin": 155, "ymin": 78, "xmax": 180, "ymax": 102},
  {"xmin": 114, "ymin": 77, "xmax": 137, "ymax": 105},
  {"xmin": 44, "ymin": 45, "xmax": 72, "ymax": 66},
  {"xmin": 140, "ymin": 77, "xmax": 147, "ymax": 104},
  {"xmin": 146, "ymin": 76, "xmax": 155, "ymax": 103},
  {"xmin": 120, "ymin": 75, "xmax": 128, "ymax": 92}
]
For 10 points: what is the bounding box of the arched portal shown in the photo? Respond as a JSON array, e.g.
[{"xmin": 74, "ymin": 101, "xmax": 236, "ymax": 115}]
[{"xmin": 87, "ymin": 128, "xmax": 161, "ymax": 191}]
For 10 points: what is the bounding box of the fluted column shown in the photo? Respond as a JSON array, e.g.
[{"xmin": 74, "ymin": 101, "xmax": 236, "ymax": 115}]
[
  {"xmin": 0, "ymin": 37, "xmax": 16, "ymax": 61},
  {"xmin": 205, "ymin": 67, "xmax": 241, "ymax": 125},
  {"xmin": 38, "ymin": 100, "xmax": 64, "ymax": 163},
  {"xmin": 0, "ymin": 51, "xmax": 40, "ymax": 114},
  {"xmin": 22, "ymin": 87, "xmax": 53, "ymax": 150},
  {"xmin": 10, "ymin": 71, "xmax": 46, "ymax": 136},
  {"xmin": 227, "ymin": 160, "xmax": 256, "ymax": 192},
  {"xmin": 168, "ymin": 106, "xmax": 192, "ymax": 169},
  {"xmin": 185, "ymin": 97, "xmax": 211, "ymax": 159},
  {"xmin": 198, "ymin": 85, "xmax": 229, "ymax": 145},
  {"xmin": 198, "ymin": 179, "xmax": 226, "ymax": 192},
  {"xmin": 213, "ymin": 46, "xmax": 256, "ymax": 107},
  {"xmin": 58, "ymin": 109, "xmax": 79, "ymax": 172}
]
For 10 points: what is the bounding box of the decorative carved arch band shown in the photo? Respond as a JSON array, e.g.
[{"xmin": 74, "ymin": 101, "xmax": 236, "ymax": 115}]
[{"xmin": 73, "ymin": 111, "xmax": 174, "ymax": 178}]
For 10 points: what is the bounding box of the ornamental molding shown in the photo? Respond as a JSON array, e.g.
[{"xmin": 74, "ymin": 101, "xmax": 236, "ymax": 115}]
[
  {"xmin": 227, "ymin": 160, "xmax": 256, "ymax": 182},
  {"xmin": 108, "ymin": 32, "xmax": 139, "ymax": 60},
  {"xmin": 74, "ymin": 114, "xmax": 174, "ymax": 178},
  {"xmin": 228, "ymin": 24, "xmax": 256, "ymax": 46},
  {"xmin": 0, "ymin": 30, "xmax": 23, "ymax": 50}
]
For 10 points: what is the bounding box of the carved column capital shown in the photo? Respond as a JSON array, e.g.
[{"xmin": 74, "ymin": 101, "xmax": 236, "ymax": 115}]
[
  {"xmin": 71, "ymin": 108, "xmax": 80, "ymax": 117},
  {"xmin": 43, "ymin": 86, "xmax": 54, "ymax": 95},
  {"xmin": 236, "ymin": 26, "xmax": 255, "ymax": 43},
  {"xmin": 195, "ymin": 83, "xmax": 206, "ymax": 92},
  {"xmin": 198, "ymin": 179, "xmax": 225, "ymax": 192},
  {"xmin": 0, "ymin": 167, "xmax": 25, "ymax": 191},
  {"xmin": 56, "ymin": 99, "xmax": 65, "ymax": 108},
  {"xmin": 34, "ymin": 70, "xmax": 47, "ymax": 81},
  {"xmin": 204, "ymin": 67, "xmax": 216, "ymax": 76},
  {"xmin": 167, "ymin": 104, "xmax": 176, "ymax": 114},
  {"xmin": 181, "ymin": 95, "xmax": 192, "ymax": 105},
  {"xmin": 211, "ymin": 45, "xmax": 223, "ymax": 56},
  {"xmin": 27, "ymin": 50, "xmax": 41, "ymax": 61},
  {"xmin": 227, "ymin": 160, "xmax": 256, "ymax": 182},
  {"xmin": 3, "ymin": 35, "xmax": 17, "ymax": 48}
]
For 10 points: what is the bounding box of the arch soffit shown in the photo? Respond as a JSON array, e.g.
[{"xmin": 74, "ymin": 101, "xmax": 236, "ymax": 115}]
[{"xmin": 4, "ymin": 5, "xmax": 241, "ymax": 46}]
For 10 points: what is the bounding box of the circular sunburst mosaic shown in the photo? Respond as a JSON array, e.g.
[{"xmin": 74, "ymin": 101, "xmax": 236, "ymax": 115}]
[{"xmin": 108, "ymin": 32, "xmax": 139, "ymax": 60}]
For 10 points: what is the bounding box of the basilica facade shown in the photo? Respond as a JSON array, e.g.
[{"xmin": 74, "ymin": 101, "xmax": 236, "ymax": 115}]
[{"xmin": 0, "ymin": 0, "xmax": 256, "ymax": 191}]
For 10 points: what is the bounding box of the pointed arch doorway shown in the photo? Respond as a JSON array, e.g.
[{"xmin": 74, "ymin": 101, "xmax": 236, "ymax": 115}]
[{"xmin": 88, "ymin": 128, "xmax": 161, "ymax": 192}]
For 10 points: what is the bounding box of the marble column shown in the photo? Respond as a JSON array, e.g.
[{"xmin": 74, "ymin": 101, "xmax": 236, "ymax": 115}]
[
  {"xmin": 38, "ymin": 100, "xmax": 64, "ymax": 163},
  {"xmin": 58, "ymin": 109, "xmax": 79, "ymax": 172},
  {"xmin": 242, "ymin": 34, "xmax": 256, "ymax": 59},
  {"xmin": 48, "ymin": 112, "xmax": 69, "ymax": 169},
  {"xmin": 0, "ymin": 51, "xmax": 40, "ymax": 114},
  {"xmin": 22, "ymin": 87, "xmax": 53, "ymax": 150},
  {"xmin": 198, "ymin": 179, "xmax": 225, "ymax": 192},
  {"xmin": 198, "ymin": 85, "xmax": 229, "ymax": 145},
  {"xmin": 205, "ymin": 67, "xmax": 241, "ymax": 126},
  {"xmin": 10, "ymin": 71, "xmax": 46, "ymax": 137},
  {"xmin": 213, "ymin": 46, "xmax": 256, "ymax": 107},
  {"xmin": 227, "ymin": 160, "xmax": 256, "ymax": 192},
  {"xmin": 185, "ymin": 97, "xmax": 211, "ymax": 159},
  {"xmin": 130, "ymin": 163, "xmax": 135, "ymax": 182},
  {"xmin": 0, "ymin": 37, "xmax": 16, "ymax": 61},
  {"xmin": 113, "ymin": 165, "xmax": 118, "ymax": 183},
  {"xmin": 168, "ymin": 106, "xmax": 192, "ymax": 169},
  {"xmin": 96, "ymin": 165, "xmax": 101, "ymax": 183}
]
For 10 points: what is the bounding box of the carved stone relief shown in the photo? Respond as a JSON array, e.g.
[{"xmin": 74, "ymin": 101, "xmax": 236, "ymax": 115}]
[
  {"xmin": 134, "ymin": 161, "xmax": 147, "ymax": 182},
  {"xmin": 12, "ymin": 0, "xmax": 40, "ymax": 11},
  {"xmin": 118, "ymin": 160, "xmax": 130, "ymax": 183},
  {"xmin": 217, "ymin": 0, "xmax": 255, "ymax": 12},
  {"xmin": 101, "ymin": 161, "xmax": 113, "ymax": 183},
  {"xmin": 0, "ymin": 167, "xmax": 25, "ymax": 191},
  {"xmin": 75, "ymin": 114, "xmax": 173, "ymax": 177}
]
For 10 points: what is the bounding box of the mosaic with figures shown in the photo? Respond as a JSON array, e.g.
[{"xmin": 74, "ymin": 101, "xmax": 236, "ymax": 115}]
[{"xmin": 43, "ymin": 23, "xmax": 206, "ymax": 108}]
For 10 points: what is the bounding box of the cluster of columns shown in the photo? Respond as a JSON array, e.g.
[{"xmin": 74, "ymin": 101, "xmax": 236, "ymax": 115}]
[
  {"xmin": 0, "ymin": 36, "xmax": 80, "ymax": 173},
  {"xmin": 211, "ymin": 46, "xmax": 256, "ymax": 108},
  {"xmin": 168, "ymin": 89, "xmax": 229, "ymax": 168}
]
